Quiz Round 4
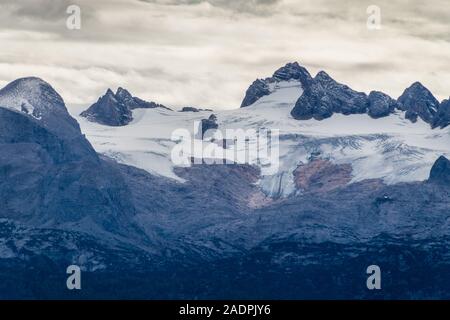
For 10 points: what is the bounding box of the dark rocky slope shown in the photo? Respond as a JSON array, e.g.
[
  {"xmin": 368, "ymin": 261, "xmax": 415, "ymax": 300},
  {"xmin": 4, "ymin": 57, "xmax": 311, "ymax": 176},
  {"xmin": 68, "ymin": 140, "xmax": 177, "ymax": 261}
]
[{"xmin": 80, "ymin": 87, "xmax": 169, "ymax": 126}]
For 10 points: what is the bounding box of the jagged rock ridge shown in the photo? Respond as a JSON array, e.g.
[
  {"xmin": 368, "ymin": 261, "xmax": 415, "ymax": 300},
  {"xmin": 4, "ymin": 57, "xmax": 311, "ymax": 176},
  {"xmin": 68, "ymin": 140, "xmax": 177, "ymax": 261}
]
[
  {"xmin": 241, "ymin": 62, "xmax": 312, "ymax": 108},
  {"xmin": 80, "ymin": 87, "xmax": 169, "ymax": 126},
  {"xmin": 291, "ymin": 71, "xmax": 370, "ymax": 120},
  {"xmin": 240, "ymin": 62, "xmax": 449, "ymax": 128},
  {"xmin": 290, "ymin": 68, "xmax": 449, "ymax": 127}
]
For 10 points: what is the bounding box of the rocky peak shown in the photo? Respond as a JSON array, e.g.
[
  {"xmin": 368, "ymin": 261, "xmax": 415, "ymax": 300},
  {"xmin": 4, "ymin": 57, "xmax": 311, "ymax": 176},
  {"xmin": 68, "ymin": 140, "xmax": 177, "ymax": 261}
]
[
  {"xmin": 81, "ymin": 87, "xmax": 169, "ymax": 126},
  {"xmin": 272, "ymin": 62, "xmax": 312, "ymax": 84},
  {"xmin": 115, "ymin": 87, "xmax": 133, "ymax": 101},
  {"xmin": 81, "ymin": 89, "xmax": 132, "ymax": 126},
  {"xmin": 241, "ymin": 62, "xmax": 311, "ymax": 108},
  {"xmin": 0, "ymin": 77, "xmax": 66, "ymax": 115},
  {"xmin": 291, "ymin": 71, "xmax": 368, "ymax": 120},
  {"xmin": 0, "ymin": 77, "xmax": 83, "ymax": 138},
  {"xmin": 314, "ymin": 71, "xmax": 334, "ymax": 84},
  {"xmin": 0, "ymin": 77, "xmax": 97, "ymax": 162},
  {"xmin": 367, "ymin": 91, "xmax": 399, "ymax": 119},
  {"xmin": 398, "ymin": 82, "xmax": 439, "ymax": 124}
]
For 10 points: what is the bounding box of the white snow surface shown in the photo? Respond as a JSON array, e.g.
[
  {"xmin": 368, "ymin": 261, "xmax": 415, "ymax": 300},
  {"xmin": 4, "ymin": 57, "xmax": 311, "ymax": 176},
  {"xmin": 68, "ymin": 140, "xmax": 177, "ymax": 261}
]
[{"xmin": 68, "ymin": 80, "xmax": 450, "ymax": 197}]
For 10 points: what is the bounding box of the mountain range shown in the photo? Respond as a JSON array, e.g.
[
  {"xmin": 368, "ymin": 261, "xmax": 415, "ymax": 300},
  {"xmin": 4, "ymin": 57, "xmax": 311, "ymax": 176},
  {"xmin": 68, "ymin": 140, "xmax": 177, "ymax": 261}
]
[
  {"xmin": 242, "ymin": 62, "xmax": 449, "ymax": 128},
  {"xmin": 0, "ymin": 62, "xmax": 450, "ymax": 299}
]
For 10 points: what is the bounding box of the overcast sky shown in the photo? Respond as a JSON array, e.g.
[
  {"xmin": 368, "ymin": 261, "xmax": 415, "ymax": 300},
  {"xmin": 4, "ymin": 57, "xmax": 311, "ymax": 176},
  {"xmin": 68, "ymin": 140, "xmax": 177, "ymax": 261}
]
[{"xmin": 0, "ymin": 0, "xmax": 449, "ymax": 109}]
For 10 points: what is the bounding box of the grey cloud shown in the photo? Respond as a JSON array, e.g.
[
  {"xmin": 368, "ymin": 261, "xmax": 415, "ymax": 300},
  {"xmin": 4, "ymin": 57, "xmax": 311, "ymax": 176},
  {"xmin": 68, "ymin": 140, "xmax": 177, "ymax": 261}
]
[
  {"xmin": 8, "ymin": 0, "xmax": 73, "ymax": 20},
  {"xmin": 139, "ymin": 0, "xmax": 281, "ymax": 13},
  {"xmin": 0, "ymin": 0, "xmax": 449, "ymax": 107},
  {"xmin": 0, "ymin": 0, "xmax": 96, "ymax": 40}
]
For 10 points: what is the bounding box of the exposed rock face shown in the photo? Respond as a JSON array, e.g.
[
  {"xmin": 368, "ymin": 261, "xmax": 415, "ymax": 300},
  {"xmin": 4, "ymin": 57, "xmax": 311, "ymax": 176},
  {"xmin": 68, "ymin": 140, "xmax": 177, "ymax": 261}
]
[
  {"xmin": 239, "ymin": 63, "xmax": 449, "ymax": 128},
  {"xmin": 241, "ymin": 79, "xmax": 271, "ymax": 108},
  {"xmin": 81, "ymin": 89, "xmax": 132, "ymax": 126},
  {"xmin": 180, "ymin": 107, "xmax": 213, "ymax": 112},
  {"xmin": 81, "ymin": 88, "xmax": 168, "ymax": 126},
  {"xmin": 398, "ymin": 82, "xmax": 440, "ymax": 124},
  {"xmin": 272, "ymin": 62, "xmax": 312, "ymax": 84},
  {"xmin": 291, "ymin": 71, "xmax": 369, "ymax": 120},
  {"xmin": 200, "ymin": 114, "xmax": 219, "ymax": 139},
  {"xmin": 241, "ymin": 62, "xmax": 312, "ymax": 108},
  {"xmin": 181, "ymin": 106, "xmax": 200, "ymax": 112},
  {"xmin": 115, "ymin": 87, "xmax": 167, "ymax": 110},
  {"xmin": 429, "ymin": 156, "xmax": 450, "ymax": 184},
  {"xmin": 293, "ymin": 159, "xmax": 353, "ymax": 193},
  {"xmin": 433, "ymin": 99, "xmax": 450, "ymax": 129},
  {"xmin": 367, "ymin": 91, "xmax": 399, "ymax": 119}
]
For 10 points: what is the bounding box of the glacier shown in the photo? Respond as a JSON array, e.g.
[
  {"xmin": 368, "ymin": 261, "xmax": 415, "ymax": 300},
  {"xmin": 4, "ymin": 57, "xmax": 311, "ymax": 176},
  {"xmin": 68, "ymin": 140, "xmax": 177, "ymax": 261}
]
[{"xmin": 68, "ymin": 79, "xmax": 450, "ymax": 198}]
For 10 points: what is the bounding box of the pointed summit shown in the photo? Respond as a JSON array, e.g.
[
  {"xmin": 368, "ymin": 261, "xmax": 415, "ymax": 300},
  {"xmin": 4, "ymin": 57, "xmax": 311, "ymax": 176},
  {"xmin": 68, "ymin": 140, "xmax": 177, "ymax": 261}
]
[
  {"xmin": 116, "ymin": 87, "xmax": 133, "ymax": 101},
  {"xmin": 81, "ymin": 88, "xmax": 132, "ymax": 126},
  {"xmin": 314, "ymin": 70, "xmax": 333, "ymax": 82},
  {"xmin": 240, "ymin": 62, "xmax": 312, "ymax": 108},
  {"xmin": 272, "ymin": 62, "xmax": 312, "ymax": 84},
  {"xmin": 0, "ymin": 77, "xmax": 84, "ymax": 138},
  {"xmin": 398, "ymin": 82, "xmax": 439, "ymax": 124},
  {"xmin": 0, "ymin": 77, "xmax": 66, "ymax": 115},
  {"xmin": 80, "ymin": 87, "xmax": 169, "ymax": 126}
]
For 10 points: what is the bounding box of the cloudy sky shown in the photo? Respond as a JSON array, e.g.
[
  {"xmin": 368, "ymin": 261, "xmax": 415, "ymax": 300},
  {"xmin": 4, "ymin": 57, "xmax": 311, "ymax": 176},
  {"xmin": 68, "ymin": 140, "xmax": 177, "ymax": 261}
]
[{"xmin": 0, "ymin": 0, "xmax": 449, "ymax": 109}]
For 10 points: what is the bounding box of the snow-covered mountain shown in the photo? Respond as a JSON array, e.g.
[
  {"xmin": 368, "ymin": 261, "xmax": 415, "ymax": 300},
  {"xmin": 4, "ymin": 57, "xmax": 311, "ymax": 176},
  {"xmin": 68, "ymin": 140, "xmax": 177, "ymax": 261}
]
[
  {"xmin": 71, "ymin": 62, "xmax": 450, "ymax": 197},
  {"xmin": 0, "ymin": 77, "xmax": 142, "ymax": 241},
  {"xmin": 1, "ymin": 64, "xmax": 450, "ymax": 299}
]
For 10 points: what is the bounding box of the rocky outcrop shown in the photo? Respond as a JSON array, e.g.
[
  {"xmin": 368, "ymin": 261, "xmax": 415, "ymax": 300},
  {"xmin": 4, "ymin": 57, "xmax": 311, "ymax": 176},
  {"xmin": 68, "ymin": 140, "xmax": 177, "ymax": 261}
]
[
  {"xmin": 367, "ymin": 91, "xmax": 399, "ymax": 119},
  {"xmin": 115, "ymin": 87, "xmax": 168, "ymax": 110},
  {"xmin": 180, "ymin": 107, "xmax": 213, "ymax": 112},
  {"xmin": 291, "ymin": 71, "xmax": 369, "ymax": 120},
  {"xmin": 239, "ymin": 62, "xmax": 449, "ymax": 128},
  {"xmin": 397, "ymin": 82, "xmax": 440, "ymax": 124},
  {"xmin": 272, "ymin": 62, "xmax": 312, "ymax": 84},
  {"xmin": 241, "ymin": 79, "xmax": 271, "ymax": 108},
  {"xmin": 81, "ymin": 89, "xmax": 132, "ymax": 126},
  {"xmin": 429, "ymin": 156, "xmax": 450, "ymax": 184},
  {"xmin": 200, "ymin": 114, "xmax": 219, "ymax": 139},
  {"xmin": 81, "ymin": 87, "xmax": 168, "ymax": 126},
  {"xmin": 241, "ymin": 62, "xmax": 312, "ymax": 108}
]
